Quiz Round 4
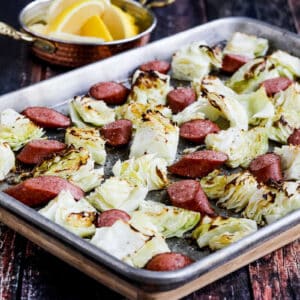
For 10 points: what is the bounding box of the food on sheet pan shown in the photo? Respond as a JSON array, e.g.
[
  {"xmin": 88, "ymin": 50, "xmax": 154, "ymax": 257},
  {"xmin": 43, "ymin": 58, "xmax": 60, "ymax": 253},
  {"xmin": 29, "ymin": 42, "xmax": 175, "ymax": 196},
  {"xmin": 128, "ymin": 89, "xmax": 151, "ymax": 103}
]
[
  {"xmin": 221, "ymin": 54, "xmax": 250, "ymax": 73},
  {"xmin": 65, "ymin": 127, "xmax": 106, "ymax": 165},
  {"xmin": 168, "ymin": 150, "xmax": 228, "ymax": 178},
  {"xmin": 17, "ymin": 139, "xmax": 67, "ymax": 165},
  {"xmin": 139, "ymin": 60, "xmax": 171, "ymax": 74},
  {"xmin": 96, "ymin": 209, "xmax": 131, "ymax": 227},
  {"xmin": 287, "ymin": 129, "xmax": 300, "ymax": 145},
  {"xmin": 249, "ymin": 153, "xmax": 283, "ymax": 183},
  {"xmin": 145, "ymin": 252, "xmax": 193, "ymax": 271},
  {"xmin": 4, "ymin": 31, "xmax": 300, "ymax": 271},
  {"xmin": 4, "ymin": 176, "xmax": 84, "ymax": 207},
  {"xmin": 167, "ymin": 180, "xmax": 215, "ymax": 216},
  {"xmin": 22, "ymin": 106, "xmax": 71, "ymax": 128},
  {"xmin": 179, "ymin": 119, "xmax": 220, "ymax": 143},
  {"xmin": 192, "ymin": 215, "xmax": 257, "ymax": 250},
  {"xmin": 261, "ymin": 77, "xmax": 293, "ymax": 96},
  {"xmin": 89, "ymin": 81, "xmax": 129, "ymax": 105},
  {"xmin": 100, "ymin": 119, "xmax": 132, "ymax": 146},
  {"xmin": 167, "ymin": 87, "xmax": 196, "ymax": 113}
]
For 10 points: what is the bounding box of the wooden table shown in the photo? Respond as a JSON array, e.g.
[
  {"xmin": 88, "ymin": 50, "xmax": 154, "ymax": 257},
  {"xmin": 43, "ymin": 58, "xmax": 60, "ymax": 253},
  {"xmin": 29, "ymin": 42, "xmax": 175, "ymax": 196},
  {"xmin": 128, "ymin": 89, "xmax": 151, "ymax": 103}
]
[{"xmin": 1, "ymin": 0, "xmax": 300, "ymax": 299}]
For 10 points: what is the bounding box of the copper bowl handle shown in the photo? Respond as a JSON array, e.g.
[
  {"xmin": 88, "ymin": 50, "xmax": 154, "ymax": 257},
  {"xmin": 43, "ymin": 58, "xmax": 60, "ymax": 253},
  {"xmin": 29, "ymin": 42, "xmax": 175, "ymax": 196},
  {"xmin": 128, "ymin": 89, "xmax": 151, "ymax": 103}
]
[
  {"xmin": 0, "ymin": 21, "xmax": 36, "ymax": 42},
  {"xmin": 139, "ymin": 0, "xmax": 175, "ymax": 9},
  {"xmin": 0, "ymin": 21, "xmax": 56, "ymax": 54}
]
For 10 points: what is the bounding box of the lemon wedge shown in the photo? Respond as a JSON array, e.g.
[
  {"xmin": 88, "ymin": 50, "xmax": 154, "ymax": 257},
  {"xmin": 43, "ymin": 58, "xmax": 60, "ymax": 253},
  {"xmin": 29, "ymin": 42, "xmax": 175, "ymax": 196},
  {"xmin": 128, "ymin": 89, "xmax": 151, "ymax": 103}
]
[
  {"xmin": 46, "ymin": 0, "xmax": 105, "ymax": 34},
  {"xmin": 80, "ymin": 15, "xmax": 113, "ymax": 41},
  {"xmin": 46, "ymin": 0, "xmax": 110, "ymax": 23},
  {"xmin": 101, "ymin": 4, "xmax": 139, "ymax": 40}
]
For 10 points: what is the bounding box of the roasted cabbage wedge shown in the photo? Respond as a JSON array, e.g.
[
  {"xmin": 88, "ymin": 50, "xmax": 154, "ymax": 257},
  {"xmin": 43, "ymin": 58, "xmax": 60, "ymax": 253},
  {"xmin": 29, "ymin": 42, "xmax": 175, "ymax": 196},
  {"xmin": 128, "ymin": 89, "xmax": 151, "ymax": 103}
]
[
  {"xmin": 269, "ymin": 50, "xmax": 300, "ymax": 78},
  {"xmin": 65, "ymin": 127, "xmax": 106, "ymax": 165},
  {"xmin": 86, "ymin": 177, "xmax": 148, "ymax": 212},
  {"xmin": 130, "ymin": 111, "xmax": 179, "ymax": 164},
  {"xmin": 69, "ymin": 96, "xmax": 115, "ymax": 127},
  {"xmin": 269, "ymin": 83, "xmax": 300, "ymax": 143},
  {"xmin": 274, "ymin": 145, "xmax": 300, "ymax": 180},
  {"xmin": 201, "ymin": 170, "xmax": 261, "ymax": 213},
  {"xmin": 112, "ymin": 154, "xmax": 169, "ymax": 191},
  {"xmin": 192, "ymin": 215, "xmax": 257, "ymax": 250},
  {"xmin": 33, "ymin": 146, "xmax": 103, "ymax": 192},
  {"xmin": 171, "ymin": 42, "xmax": 222, "ymax": 81},
  {"xmin": 39, "ymin": 190, "xmax": 96, "ymax": 238},
  {"xmin": 90, "ymin": 220, "xmax": 170, "ymax": 268},
  {"xmin": 201, "ymin": 170, "xmax": 300, "ymax": 225},
  {"xmin": 130, "ymin": 200, "xmax": 201, "ymax": 238},
  {"xmin": 201, "ymin": 170, "xmax": 272, "ymax": 225},
  {"xmin": 0, "ymin": 109, "xmax": 45, "ymax": 151},
  {"xmin": 238, "ymin": 87, "xmax": 274, "ymax": 125},
  {"xmin": 263, "ymin": 181, "xmax": 300, "ymax": 224},
  {"xmin": 127, "ymin": 70, "xmax": 172, "ymax": 105},
  {"xmin": 115, "ymin": 101, "xmax": 172, "ymax": 129},
  {"xmin": 226, "ymin": 57, "xmax": 279, "ymax": 94},
  {"xmin": 205, "ymin": 127, "xmax": 269, "ymax": 168},
  {"xmin": 200, "ymin": 76, "xmax": 249, "ymax": 130},
  {"xmin": 223, "ymin": 32, "xmax": 269, "ymax": 59},
  {"xmin": 172, "ymin": 100, "xmax": 206, "ymax": 125},
  {"xmin": 0, "ymin": 142, "xmax": 15, "ymax": 180}
]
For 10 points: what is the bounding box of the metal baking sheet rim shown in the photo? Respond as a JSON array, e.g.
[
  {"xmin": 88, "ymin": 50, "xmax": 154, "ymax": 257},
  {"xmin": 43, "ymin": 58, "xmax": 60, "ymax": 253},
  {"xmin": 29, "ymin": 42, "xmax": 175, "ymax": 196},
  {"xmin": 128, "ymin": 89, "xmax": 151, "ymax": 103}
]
[{"xmin": 0, "ymin": 17, "xmax": 300, "ymax": 291}]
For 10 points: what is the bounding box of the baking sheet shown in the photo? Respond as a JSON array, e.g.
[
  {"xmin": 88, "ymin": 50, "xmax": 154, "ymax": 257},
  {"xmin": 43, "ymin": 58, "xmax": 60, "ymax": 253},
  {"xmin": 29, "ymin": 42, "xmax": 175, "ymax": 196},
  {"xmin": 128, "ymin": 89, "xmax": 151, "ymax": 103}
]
[{"xmin": 1, "ymin": 17, "xmax": 300, "ymax": 292}]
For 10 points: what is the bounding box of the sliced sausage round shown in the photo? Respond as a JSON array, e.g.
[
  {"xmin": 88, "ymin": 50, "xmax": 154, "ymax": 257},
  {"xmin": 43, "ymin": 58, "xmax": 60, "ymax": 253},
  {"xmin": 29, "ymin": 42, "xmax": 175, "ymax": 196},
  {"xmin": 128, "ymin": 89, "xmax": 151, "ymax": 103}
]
[
  {"xmin": 168, "ymin": 150, "xmax": 228, "ymax": 178},
  {"xmin": 167, "ymin": 180, "xmax": 199, "ymax": 206},
  {"xmin": 139, "ymin": 60, "xmax": 171, "ymax": 74},
  {"xmin": 249, "ymin": 153, "xmax": 283, "ymax": 184},
  {"xmin": 17, "ymin": 139, "xmax": 66, "ymax": 165},
  {"xmin": 287, "ymin": 129, "xmax": 300, "ymax": 145},
  {"xmin": 22, "ymin": 107, "xmax": 71, "ymax": 129},
  {"xmin": 167, "ymin": 87, "xmax": 196, "ymax": 114},
  {"xmin": 101, "ymin": 119, "xmax": 132, "ymax": 146},
  {"xmin": 145, "ymin": 252, "xmax": 193, "ymax": 271},
  {"xmin": 89, "ymin": 81, "xmax": 129, "ymax": 105},
  {"xmin": 167, "ymin": 180, "xmax": 215, "ymax": 216},
  {"xmin": 4, "ymin": 176, "xmax": 84, "ymax": 207},
  {"xmin": 221, "ymin": 54, "xmax": 249, "ymax": 73},
  {"xmin": 261, "ymin": 77, "xmax": 293, "ymax": 97},
  {"xmin": 180, "ymin": 119, "xmax": 220, "ymax": 143},
  {"xmin": 96, "ymin": 209, "xmax": 131, "ymax": 227}
]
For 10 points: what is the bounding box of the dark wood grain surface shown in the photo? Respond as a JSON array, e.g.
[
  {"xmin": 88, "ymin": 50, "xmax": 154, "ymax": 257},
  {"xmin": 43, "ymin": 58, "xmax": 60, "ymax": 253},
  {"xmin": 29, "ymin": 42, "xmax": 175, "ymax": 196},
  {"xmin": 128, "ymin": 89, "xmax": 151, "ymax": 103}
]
[{"xmin": 0, "ymin": 0, "xmax": 300, "ymax": 299}]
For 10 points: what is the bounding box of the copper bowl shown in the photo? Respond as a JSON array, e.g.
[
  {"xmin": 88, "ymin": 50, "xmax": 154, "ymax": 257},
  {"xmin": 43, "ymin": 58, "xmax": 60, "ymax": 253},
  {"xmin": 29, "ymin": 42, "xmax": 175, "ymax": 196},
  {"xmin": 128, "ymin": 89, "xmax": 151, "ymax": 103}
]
[{"xmin": 0, "ymin": 0, "xmax": 157, "ymax": 67}]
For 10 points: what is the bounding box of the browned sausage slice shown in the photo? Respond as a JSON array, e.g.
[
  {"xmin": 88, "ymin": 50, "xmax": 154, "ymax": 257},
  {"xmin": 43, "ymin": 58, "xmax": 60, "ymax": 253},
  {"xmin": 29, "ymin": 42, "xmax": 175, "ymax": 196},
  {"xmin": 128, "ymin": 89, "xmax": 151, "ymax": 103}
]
[
  {"xmin": 288, "ymin": 129, "xmax": 300, "ymax": 145},
  {"xmin": 96, "ymin": 209, "xmax": 131, "ymax": 227},
  {"xmin": 261, "ymin": 77, "xmax": 293, "ymax": 96},
  {"xmin": 167, "ymin": 179, "xmax": 199, "ymax": 206},
  {"xmin": 180, "ymin": 119, "xmax": 220, "ymax": 143},
  {"xmin": 168, "ymin": 150, "xmax": 228, "ymax": 178},
  {"xmin": 221, "ymin": 54, "xmax": 249, "ymax": 73},
  {"xmin": 4, "ymin": 176, "xmax": 84, "ymax": 207},
  {"xmin": 249, "ymin": 153, "xmax": 282, "ymax": 184},
  {"xmin": 17, "ymin": 139, "xmax": 66, "ymax": 165},
  {"xmin": 167, "ymin": 180, "xmax": 215, "ymax": 216},
  {"xmin": 89, "ymin": 82, "xmax": 129, "ymax": 105},
  {"xmin": 194, "ymin": 187, "xmax": 216, "ymax": 216},
  {"xmin": 167, "ymin": 87, "xmax": 196, "ymax": 114},
  {"xmin": 101, "ymin": 119, "xmax": 132, "ymax": 146},
  {"xmin": 139, "ymin": 60, "xmax": 171, "ymax": 74},
  {"xmin": 145, "ymin": 252, "xmax": 193, "ymax": 271},
  {"xmin": 22, "ymin": 107, "xmax": 71, "ymax": 129}
]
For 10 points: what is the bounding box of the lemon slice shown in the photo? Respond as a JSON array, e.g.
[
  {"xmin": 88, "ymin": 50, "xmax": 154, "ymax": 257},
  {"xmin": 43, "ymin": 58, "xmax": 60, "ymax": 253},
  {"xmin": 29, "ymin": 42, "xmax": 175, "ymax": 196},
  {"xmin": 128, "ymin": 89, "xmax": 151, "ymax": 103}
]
[
  {"xmin": 46, "ymin": 0, "xmax": 105, "ymax": 34},
  {"xmin": 80, "ymin": 15, "xmax": 113, "ymax": 41},
  {"xmin": 46, "ymin": 0, "xmax": 110, "ymax": 23},
  {"xmin": 101, "ymin": 4, "xmax": 139, "ymax": 40}
]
